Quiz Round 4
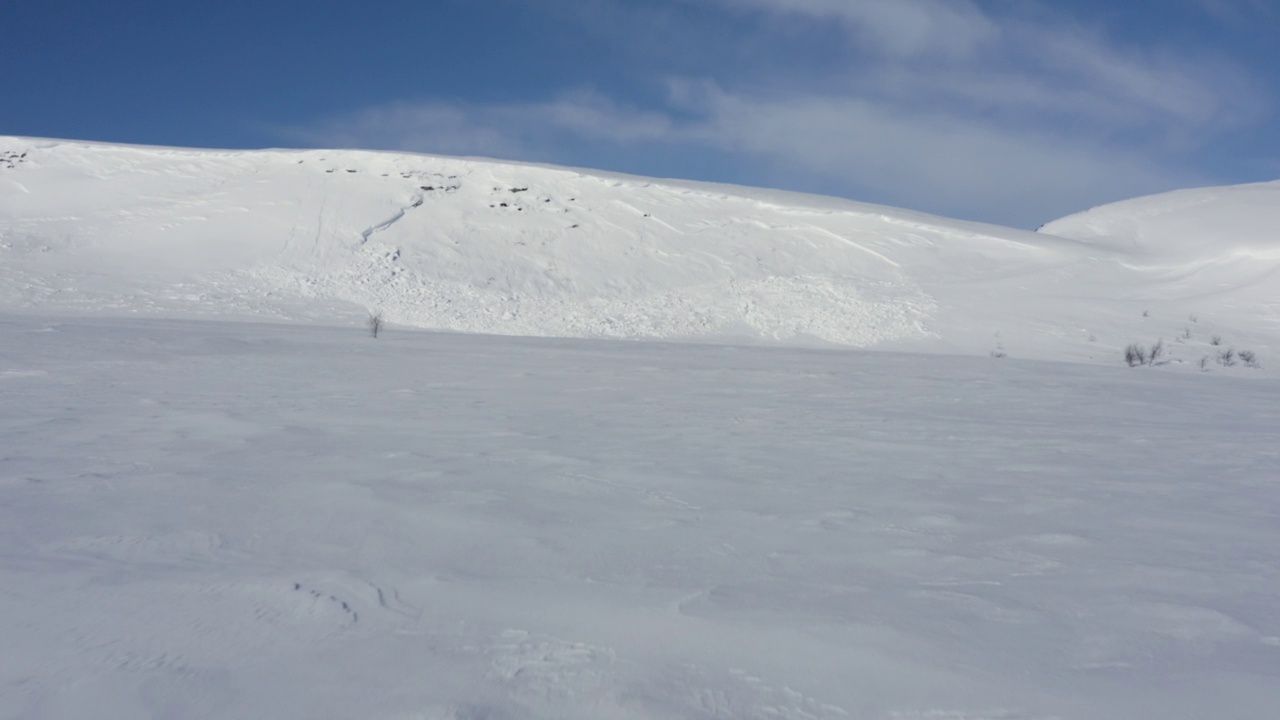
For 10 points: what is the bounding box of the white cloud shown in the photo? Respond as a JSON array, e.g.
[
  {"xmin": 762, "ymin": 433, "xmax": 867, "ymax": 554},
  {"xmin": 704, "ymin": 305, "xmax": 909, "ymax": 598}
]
[
  {"xmin": 713, "ymin": 0, "xmax": 999, "ymax": 60},
  {"xmin": 280, "ymin": 1, "xmax": 1266, "ymax": 227},
  {"xmin": 1185, "ymin": 0, "xmax": 1278, "ymax": 22},
  {"xmin": 1025, "ymin": 25, "xmax": 1256, "ymax": 130},
  {"xmin": 714, "ymin": 0, "xmax": 1261, "ymax": 136},
  {"xmin": 286, "ymin": 91, "xmax": 673, "ymax": 158},
  {"xmin": 288, "ymin": 103, "xmax": 522, "ymax": 158},
  {"xmin": 663, "ymin": 82, "xmax": 1194, "ymax": 224},
  {"xmin": 284, "ymin": 83, "xmax": 1191, "ymax": 227}
]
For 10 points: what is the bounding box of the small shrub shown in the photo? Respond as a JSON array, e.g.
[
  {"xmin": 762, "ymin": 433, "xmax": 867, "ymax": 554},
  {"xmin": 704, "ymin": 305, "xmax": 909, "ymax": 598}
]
[
  {"xmin": 1124, "ymin": 343, "xmax": 1147, "ymax": 367},
  {"xmin": 1218, "ymin": 348, "xmax": 1236, "ymax": 367},
  {"xmin": 1210, "ymin": 335, "xmax": 1222, "ymax": 346},
  {"xmin": 1148, "ymin": 339, "xmax": 1164, "ymax": 366},
  {"xmin": 1239, "ymin": 350, "xmax": 1259, "ymax": 368},
  {"xmin": 1181, "ymin": 326, "xmax": 1192, "ymax": 340},
  {"xmin": 1199, "ymin": 356, "xmax": 1210, "ymax": 371},
  {"xmin": 367, "ymin": 311, "xmax": 383, "ymax": 339}
]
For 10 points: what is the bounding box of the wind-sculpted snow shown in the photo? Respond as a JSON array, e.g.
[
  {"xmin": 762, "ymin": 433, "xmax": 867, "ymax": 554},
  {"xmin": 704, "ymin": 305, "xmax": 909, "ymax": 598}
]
[{"xmin": 2, "ymin": 317, "xmax": 1278, "ymax": 718}]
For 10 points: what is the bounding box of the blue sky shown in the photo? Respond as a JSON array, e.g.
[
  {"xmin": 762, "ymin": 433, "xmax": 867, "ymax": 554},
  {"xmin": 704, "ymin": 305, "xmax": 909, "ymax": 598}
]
[{"xmin": 2, "ymin": 0, "xmax": 1277, "ymax": 227}]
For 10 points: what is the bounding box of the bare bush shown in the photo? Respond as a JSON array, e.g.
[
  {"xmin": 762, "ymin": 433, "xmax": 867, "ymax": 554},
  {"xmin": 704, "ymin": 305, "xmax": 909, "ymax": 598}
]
[
  {"xmin": 1148, "ymin": 339, "xmax": 1164, "ymax": 366},
  {"xmin": 1218, "ymin": 348, "xmax": 1236, "ymax": 367},
  {"xmin": 1124, "ymin": 343, "xmax": 1147, "ymax": 367},
  {"xmin": 1239, "ymin": 350, "xmax": 1259, "ymax": 368},
  {"xmin": 1210, "ymin": 335, "xmax": 1222, "ymax": 346}
]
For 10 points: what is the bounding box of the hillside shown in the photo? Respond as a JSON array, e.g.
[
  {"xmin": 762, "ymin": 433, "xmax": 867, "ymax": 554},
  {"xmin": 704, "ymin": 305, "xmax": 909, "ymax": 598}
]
[{"xmin": 2, "ymin": 137, "xmax": 1276, "ymax": 367}]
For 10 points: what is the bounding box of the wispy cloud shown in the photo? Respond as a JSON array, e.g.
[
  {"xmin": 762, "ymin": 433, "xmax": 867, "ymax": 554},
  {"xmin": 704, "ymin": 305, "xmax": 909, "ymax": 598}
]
[
  {"xmin": 282, "ymin": 85, "xmax": 1190, "ymax": 227},
  {"xmin": 286, "ymin": 92, "xmax": 673, "ymax": 159},
  {"xmin": 663, "ymin": 81, "xmax": 1195, "ymax": 225},
  {"xmin": 716, "ymin": 0, "xmax": 1000, "ymax": 60},
  {"xmin": 709, "ymin": 0, "xmax": 1260, "ymax": 134},
  {"xmin": 1185, "ymin": 0, "xmax": 1278, "ymax": 23},
  {"xmin": 279, "ymin": 0, "xmax": 1267, "ymax": 227}
]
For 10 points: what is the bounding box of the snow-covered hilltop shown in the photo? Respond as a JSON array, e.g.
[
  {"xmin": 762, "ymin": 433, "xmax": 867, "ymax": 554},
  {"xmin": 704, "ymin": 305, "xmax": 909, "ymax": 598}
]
[
  {"xmin": 1040, "ymin": 180, "xmax": 1280, "ymax": 262},
  {"xmin": 2, "ymin": 136, "xmax": 1276, "ymax": 366}
]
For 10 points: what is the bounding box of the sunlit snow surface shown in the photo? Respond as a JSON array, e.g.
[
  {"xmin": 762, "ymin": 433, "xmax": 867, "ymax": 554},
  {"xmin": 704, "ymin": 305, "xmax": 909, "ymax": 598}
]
[
  {"xmin": 3, "ymin": 138, "xmax": 1280, "ymax": 717},
  {"xmin": 4, "ymin": 137, "xmax": 1278, "ymax": 365},
  {"xmin": 3, "ymin": 317, "xmax": 1279, "ymax": 719}
]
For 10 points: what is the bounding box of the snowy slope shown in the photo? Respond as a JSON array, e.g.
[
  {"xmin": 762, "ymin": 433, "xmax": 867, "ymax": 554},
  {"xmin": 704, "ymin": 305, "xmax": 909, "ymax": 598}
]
[
  {"xmin": 4, "ymin": 136, "xmax": 1274, "ymax": 366},
  {"xmin": 1040, "ymin": 181, "xmax": 1280, "ymax": 359},
  {"xmin": 1034, "ymin": 179, "xmax": 1280, "ymax": 368},
  {"xmin": 1040, "ymin": 180, "xmax": 1280, "ymax": 262}
]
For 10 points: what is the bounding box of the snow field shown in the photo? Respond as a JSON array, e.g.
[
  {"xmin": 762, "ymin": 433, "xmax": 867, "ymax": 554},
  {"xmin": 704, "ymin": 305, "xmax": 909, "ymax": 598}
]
[{"xmin": 2, "ymin": 317, "xmax": 1278, "ymax": 719}]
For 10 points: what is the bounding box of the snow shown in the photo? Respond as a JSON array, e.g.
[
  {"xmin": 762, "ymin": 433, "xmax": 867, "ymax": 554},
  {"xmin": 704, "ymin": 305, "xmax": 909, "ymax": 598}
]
[
  {"xmin": 1039, "ymin": 181, "xmax": 1280, "ymax": 366},
  {"xmin": 3, "ymin": 316, "xmax": 1279, "ymax": 719},
  {"xmin": 1039, "ymin": 180, "xmax": 1280, "ymax": 263},
  {"xmin": 4, "ymin": 136, "xmax": 1275, "ymax": 367},
  {"xmin": 2, "ymin": 138, "xmax": 1279, "ymax": 718}
]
